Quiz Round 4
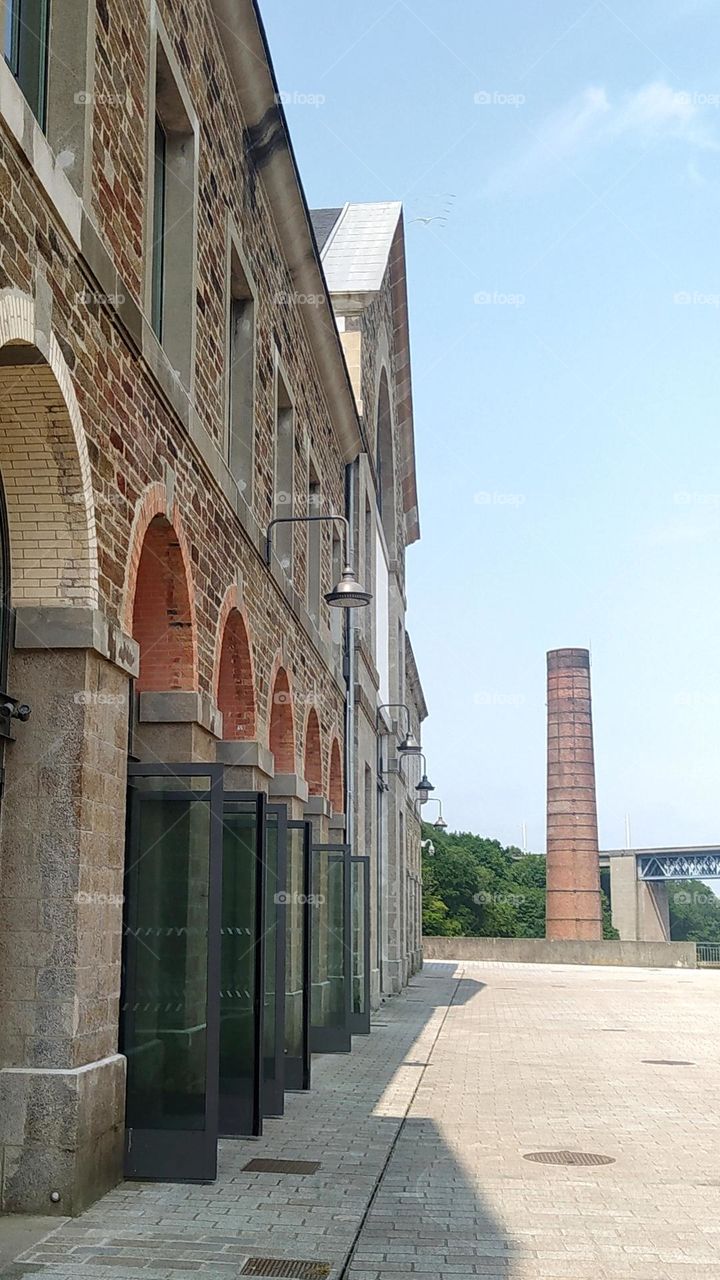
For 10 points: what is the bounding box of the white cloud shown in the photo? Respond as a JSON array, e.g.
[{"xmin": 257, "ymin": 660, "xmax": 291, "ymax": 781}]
[{"xmin": 485, "ymin": 81, "xmax": 718, "ymax": 198}]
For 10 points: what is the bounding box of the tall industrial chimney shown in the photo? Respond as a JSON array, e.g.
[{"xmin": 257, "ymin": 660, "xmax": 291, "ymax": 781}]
[{"xmin": 546, "ymin": 648, "xmax": 603, "ymax": 941}]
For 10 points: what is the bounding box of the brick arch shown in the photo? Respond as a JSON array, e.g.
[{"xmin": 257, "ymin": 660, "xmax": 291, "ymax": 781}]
[
  {"xmin": 303, "ymin": 707, "xmax": 323, "ymax": 797},
  {"xmin": 121, "ymin": 482, "xmax": 167, "ymax": 632},
  {"xmin": 215, "ymin": 588, "xmax": 256, "ymax": 741},
  {"xmin": 269, "ymin": 663, "xmax": 296, "ymax": 775},
  {"xmin": 329, "ymin": 736, "xmax": 344, "ymax": 815},
  {"xmin": 130, "ymin": 510, "xmax": 198, "ymax": 693},
  {"xmin": 0, "ymin": 291, "xmax": 99, "ymax": 607}
]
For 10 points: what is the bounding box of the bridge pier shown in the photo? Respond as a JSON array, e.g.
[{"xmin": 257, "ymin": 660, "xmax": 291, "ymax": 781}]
[{"xmin": 609, "ymin": 852, "xmax": 670, "ymax": 942}]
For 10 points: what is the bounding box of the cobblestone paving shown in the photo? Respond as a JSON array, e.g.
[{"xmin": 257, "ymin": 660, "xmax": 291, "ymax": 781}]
[{"xmin": 4, "ymin": 960, "xmax": 720, "ymax": 1280}]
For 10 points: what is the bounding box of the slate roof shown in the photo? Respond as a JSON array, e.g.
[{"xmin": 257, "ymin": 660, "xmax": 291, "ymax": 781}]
[
  {"xmin": 310, "ymin": 207, "xmax": 343, "ymax": 253},
  {"xmin": 311, "ymin": 202, "xmax": 403, "ymax": 293}
]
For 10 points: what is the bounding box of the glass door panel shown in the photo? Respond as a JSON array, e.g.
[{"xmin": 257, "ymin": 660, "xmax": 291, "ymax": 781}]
[
  {"xmin": 263, "ymin": 805, "xmax": 287, "ymax": 1116},
  {"xmin": 310, "ymin": 844, "xmax": 351, "ymax": 1053},
  {"xmin": 219, "ymin": 793, "xmax": 265, "ymax": 1137},
  {"xmin": 350, "ymin": 856, "xmax": 371, "ymax": 1035},
  {"xmin": 121, "ymin": 765, "xmax": 223, "ymax": 1183},
  {"xmin": 285, "ymin": 821, "xmax": 311, "ymax": 1090}
]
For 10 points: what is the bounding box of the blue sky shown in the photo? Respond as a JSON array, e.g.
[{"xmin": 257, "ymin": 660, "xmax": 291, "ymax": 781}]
[{"xmin": 261, "ymin": 0, "xmax": 720, "ymax": 854}]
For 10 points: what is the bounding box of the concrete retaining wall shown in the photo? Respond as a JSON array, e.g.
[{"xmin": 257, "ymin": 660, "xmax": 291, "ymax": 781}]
[{"xmin": 422, "ymin": 936, "xmax": 697, "ymax": 968}]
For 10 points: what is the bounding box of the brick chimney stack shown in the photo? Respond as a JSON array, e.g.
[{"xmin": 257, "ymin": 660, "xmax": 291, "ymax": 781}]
[{"xmin": 546, "ymin": 648, "xmax": 603, "ymax": 941}]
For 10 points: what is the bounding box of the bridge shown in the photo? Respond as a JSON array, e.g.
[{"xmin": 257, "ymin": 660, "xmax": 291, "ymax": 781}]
[{"xmin": 599, "ymin": 846, "xmax": 720, "ymax": 942}]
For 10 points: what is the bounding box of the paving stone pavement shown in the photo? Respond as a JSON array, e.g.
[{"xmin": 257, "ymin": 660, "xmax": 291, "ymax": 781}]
[{"xmin": 3, "ymin": 960, "xmax": 720, "ymax": 1280}]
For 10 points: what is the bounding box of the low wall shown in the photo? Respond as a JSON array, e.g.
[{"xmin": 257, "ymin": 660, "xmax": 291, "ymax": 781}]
[{"xmin": 422, "ymin": 936, "xmax": 697, "ymax": 969}]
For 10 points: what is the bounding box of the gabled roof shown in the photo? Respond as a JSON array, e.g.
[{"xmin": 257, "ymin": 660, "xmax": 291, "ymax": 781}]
[
  {"xmin": 313, "ymin": 202, "xmax": 403, "ymax": 294},
  {"xmin": 310, "ymin": 207, "xmax": 344, "ymax": 253},
  {"xmin": 311, "ymin": 201, "xmax": 420, "ymax": 545}
]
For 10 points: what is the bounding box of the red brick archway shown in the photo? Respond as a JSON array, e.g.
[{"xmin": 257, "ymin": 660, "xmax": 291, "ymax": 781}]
[
  {"xmin": 269, "ymin": 665, "xmax": 295, "ymax": 774},
  {"xmin": 131, "ymin": 513, "xmax": 197, "ymax": 692},
  {"xmin": 216, "ymin": 606, "xmax": 256, "ymax": 740},
  {"xmin": 329, "ymin": 736, "xmax": 343, "ymax": 814},
  {"xmin": 303, "ymin": 707, "xmax": 323, "ymax": 797}
]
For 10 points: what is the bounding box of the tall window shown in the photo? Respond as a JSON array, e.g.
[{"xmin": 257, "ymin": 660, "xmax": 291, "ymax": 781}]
[
  {"xmin": 307, "ymin": 466, "xmax": 321, "ymax": 626},
  {"xmin": 228, "ymin": 246, "xmax": 255, "ymax": 500},
  {"xmin": 149, "ymin": 41, "xmax": 196, "ymax": 387},
  {"xmin": 273, "ymin": 364, "xmax": 294, "ymax": 575},
  {"xmin": 4, "ymin": 0, "xmax": 49, "ymax": 126},
  {"xmin": 151, "ymin": 118, "xmax": 167, "ymax": 339}
]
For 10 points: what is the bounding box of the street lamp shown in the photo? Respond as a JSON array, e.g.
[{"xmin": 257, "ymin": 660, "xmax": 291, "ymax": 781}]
[
  {"xmin": 265, "ymin": 513, "xmax": 371, "ymax": 609},
  {"xmin": 379, "ymin": 750, "xmax": 435, "ymax": 802},
  {"xmin": 376, "ymin": 703, "xmax": 422, "ymax": 754},
  {"xmin": 425, "ymin": 797, "xmax": 448, "ymax": 830}
]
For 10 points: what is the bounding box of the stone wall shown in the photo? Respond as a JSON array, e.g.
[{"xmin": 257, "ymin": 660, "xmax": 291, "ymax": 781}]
[{"xmin": 422, "ymin": 936, "xmax": 698, "ymax": 969}]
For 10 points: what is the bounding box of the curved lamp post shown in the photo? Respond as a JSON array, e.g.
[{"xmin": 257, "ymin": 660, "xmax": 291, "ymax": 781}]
[
  {"xmin": 265, "ymin": 513, "xmax": 371, "ymax": 609},
  {"xmin": 425, "ymin": 797, "xmax": 448, "ymax": 830},
  {"xmin": 376, "ymin": 702, "xmax": 421, "ymax": 754},
  {"xmin": 380, "ymin": 750, "xmax": 435, "ymax": 803}
]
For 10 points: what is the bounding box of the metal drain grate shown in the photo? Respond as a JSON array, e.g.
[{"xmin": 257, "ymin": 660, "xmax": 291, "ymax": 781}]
[
  {"xmin": 242, "ymin": 1158, "xmax": 321, "ymax": 1175},
  {"xmin": 642, "ymin": 1059, "xmax": 694, "ymax": 1066},
  {"xmin": 524, "ymin": 1150, "xmax": 615, "ymax": 1167},
  {"xmin": 240, "ymin": 1260, "xmax": 332, "ymax": 1279}
]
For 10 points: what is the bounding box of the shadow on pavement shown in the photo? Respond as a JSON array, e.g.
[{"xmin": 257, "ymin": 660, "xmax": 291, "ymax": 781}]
[{"xmin": 0, "ymin": 960, "xmax": 519, "ymax": 1280}]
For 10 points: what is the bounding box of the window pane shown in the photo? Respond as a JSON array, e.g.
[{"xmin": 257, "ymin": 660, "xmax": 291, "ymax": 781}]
[
  {"xmin": 263, "ymin": 813, "xmax": 279, "ymax": 1089},
  {"xmin": 151, "ymin": 118, "xmax": 167, "ymax": 339},
  {"xmin": 7, "ymin": 0, "xmax": 49, "ymax": 126},
  {"xmin": 285, "ymin": 826, "xmax": 305, "ymax": 1060},
  {"xmin": 123, "ymin": 787, "xmax": 212, "ymax": 1132},
  {"xmin": 311, "ymin": 851, "xmax": 346, "ymax": 1030},
  {"xmin": 220, "ymin": 801, "xmax": 260, "ymax": 1131},
  {"xmin": 351, "ymin": 861, "xmax": 366, "ymax": 1016}
]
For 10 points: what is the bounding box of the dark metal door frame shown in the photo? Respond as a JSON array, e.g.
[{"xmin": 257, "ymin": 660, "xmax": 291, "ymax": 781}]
[
  {"xmin": 285, "ymin": 819, "xmax": 312, "ymax": 1091},
  {"xmin": 263, "ymin": 804, "xmax": 288, "ymax": 1116},
  {"xmin": 219, "ymin": 790, "xmax": 267, "ymax": 1139},
  {"xmin": 121, "ymin": 763, "xmax": 224, "ymax": 1183},
  {"xmin": 310, "ymin": 842, "xmax": 352, "ymax": 1054},
  {"xmin": 349, "ymin": 855, "xmax": 371, "ymax": 1036}
]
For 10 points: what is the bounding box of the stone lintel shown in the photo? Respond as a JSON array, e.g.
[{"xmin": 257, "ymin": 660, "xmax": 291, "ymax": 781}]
[
  {"xmin": 138, "ymin": 690, "xmax": 222, "ymax": 737},
  {"xmin": 13, "ymin": 606, "xmax": 139, "ymax": 678},
  {"xmin": 216, "ymin": 739, "xmax": 275, "ymax": 777},
  {"xmin": 269, "ymin": 773, "xmax": 309, "ymax": 803},
  {"xmin": 329, "ymin": 812, "xmax": 346, "ymax": 834}
]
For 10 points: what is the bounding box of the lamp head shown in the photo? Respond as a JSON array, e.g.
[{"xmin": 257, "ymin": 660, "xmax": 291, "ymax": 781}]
[{"xmin": 325, "ymin": 565, "xmax": 372, "ymax": 609}]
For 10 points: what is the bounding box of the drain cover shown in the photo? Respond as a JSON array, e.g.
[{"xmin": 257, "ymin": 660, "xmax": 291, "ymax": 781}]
[
  {"xmin": 642, "ymin": 1059, "xmax": 694, "ymax": 1066},
  {"xmin": 241, "ymin": 1262, "xmax": 331, "ymax": 1279},
  {"xmin": 242, "ymin": 1159, "xmax": 321, "ymax": 1175},
  {"xmin": 524, "ymin": 1150, "xmax": 615, "ymax": 1167}
]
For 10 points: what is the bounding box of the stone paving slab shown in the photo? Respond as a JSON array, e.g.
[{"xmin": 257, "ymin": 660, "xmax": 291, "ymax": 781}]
[
  {"xmin": 346, "ymin": 960, "xmax": 720, "ymax": 1280},
  {"xmin": 3, "ymin": 960, "xmax": 720, "ymax": 1279},
  {"xmin": 0, "ymin": 966, "xmax": 460, "ymax": 1280}
]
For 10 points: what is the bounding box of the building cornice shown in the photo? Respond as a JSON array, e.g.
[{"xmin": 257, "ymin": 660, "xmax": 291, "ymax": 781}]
[{"xmin": 209, "ymin": 0, "xmax": 368, "ymax": 464}]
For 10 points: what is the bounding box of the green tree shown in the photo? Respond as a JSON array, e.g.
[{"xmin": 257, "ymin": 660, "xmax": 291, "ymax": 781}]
[
  {"xmin": 668, "ymin": 880, "xmax": 720, "ymax": 943},
  {"xmin": 422, "ymin": 826, "xmax": 619, "ymax": 940}
]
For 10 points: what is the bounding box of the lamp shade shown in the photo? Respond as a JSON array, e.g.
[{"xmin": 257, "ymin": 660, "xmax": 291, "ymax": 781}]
[{"xmin": 325, "ymin": 565, "xmax": 372, "ymax": 609}]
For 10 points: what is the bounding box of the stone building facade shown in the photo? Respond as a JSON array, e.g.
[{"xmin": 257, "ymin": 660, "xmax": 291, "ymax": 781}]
[
  {"xmin": 311, "ymin": 203, "xmax": 427, "ymax": 1001},
  {"xmin": 0, "ymin": 0, "xmax": 424, "ymax": 1214}
]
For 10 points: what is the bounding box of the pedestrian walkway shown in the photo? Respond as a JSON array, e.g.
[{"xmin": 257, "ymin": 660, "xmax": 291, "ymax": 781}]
[{"xmin": 3, "ymin": 960, "xmax": 720, "ymax": 1279}]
